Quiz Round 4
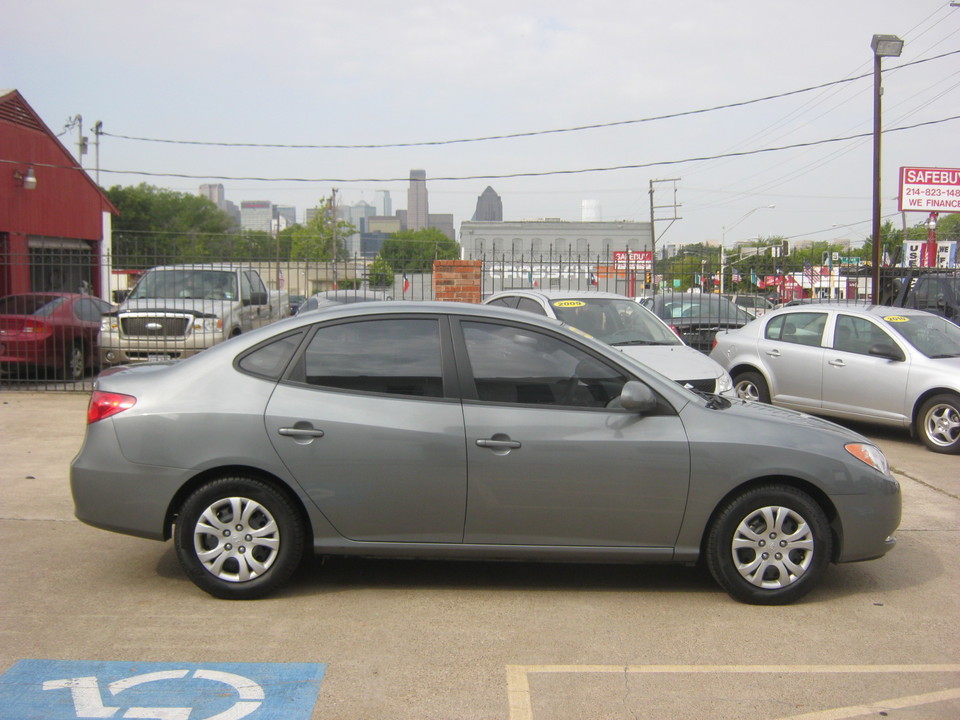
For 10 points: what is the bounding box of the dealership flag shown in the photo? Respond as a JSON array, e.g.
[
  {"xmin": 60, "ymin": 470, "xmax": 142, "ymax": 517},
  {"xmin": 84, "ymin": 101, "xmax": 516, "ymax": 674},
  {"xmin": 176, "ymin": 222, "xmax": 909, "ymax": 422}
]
[{"xmin": 402, "ymin": 273, "xmax": 410, "ymax": 294}]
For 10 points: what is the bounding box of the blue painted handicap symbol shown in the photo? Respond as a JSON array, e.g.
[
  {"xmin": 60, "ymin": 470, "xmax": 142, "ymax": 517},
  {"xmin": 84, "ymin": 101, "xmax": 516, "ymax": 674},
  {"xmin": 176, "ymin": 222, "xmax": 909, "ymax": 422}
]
[{"xmin": 0, "ymin": 660, "xmax": 325, "ymax": 719}]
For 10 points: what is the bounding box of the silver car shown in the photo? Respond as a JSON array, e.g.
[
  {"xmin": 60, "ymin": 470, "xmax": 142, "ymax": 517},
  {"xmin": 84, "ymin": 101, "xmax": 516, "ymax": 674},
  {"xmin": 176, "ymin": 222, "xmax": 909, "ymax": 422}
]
[
  {"xmin": 710, "ymin": 303, "xmax": 960, "ymax": 453},
  {"xmin": 72, "ymin": 302, "xmax": 900, "ymax": 604},
  {"xmin": 485, "ymin": 290, "xmax": 733, "ymax": 395}
]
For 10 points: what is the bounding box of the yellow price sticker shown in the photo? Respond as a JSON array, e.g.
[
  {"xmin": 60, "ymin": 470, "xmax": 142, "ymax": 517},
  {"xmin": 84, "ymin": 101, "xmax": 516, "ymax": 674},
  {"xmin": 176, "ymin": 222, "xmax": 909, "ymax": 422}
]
[
  {"xmin": 883, "ymin": 315, "xmax": 909, "ymax": 323},
  {"xmin": 553, "ymin": 300, "xmax": 587, "ymax": 308}
]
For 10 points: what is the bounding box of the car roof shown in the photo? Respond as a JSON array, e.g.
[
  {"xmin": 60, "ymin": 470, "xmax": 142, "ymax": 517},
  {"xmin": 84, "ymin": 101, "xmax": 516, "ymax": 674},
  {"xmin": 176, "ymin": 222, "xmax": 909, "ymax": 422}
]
[
  {"xmin": 486, "ymin": 289, "xmax": 635, "ymax": 302},
  {"xmin": 766, "ymin": 303, "xmax": 939, "ymax": 320}
]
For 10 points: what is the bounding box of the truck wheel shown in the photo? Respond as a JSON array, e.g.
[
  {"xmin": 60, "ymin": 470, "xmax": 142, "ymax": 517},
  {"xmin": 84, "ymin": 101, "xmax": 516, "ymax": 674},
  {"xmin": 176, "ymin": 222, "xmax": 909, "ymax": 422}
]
[
  {"xmin": 174, "ymin": 476, "xmax": 305, "ymax": 599},
  {"xmin": 917, "ymin": 394, "xmax": 960, "ymax": 454}
]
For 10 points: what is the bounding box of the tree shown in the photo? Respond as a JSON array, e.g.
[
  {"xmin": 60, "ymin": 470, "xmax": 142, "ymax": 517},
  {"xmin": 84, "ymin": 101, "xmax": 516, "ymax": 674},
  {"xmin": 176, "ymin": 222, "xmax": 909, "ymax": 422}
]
[
  {"xmin": 379, "ymin": 228, "xmax": 460, "ymax": 272},
  {"xmin": 105, "ymin": 183, "xmax": 235, "ymax": 265},
  {"xmin": 288, "ymin": 198, "xmax": 353, "ymax": 262},
  {"xmin": 367, "ymin": 254, "xmax": 394, "ymax": 288}
]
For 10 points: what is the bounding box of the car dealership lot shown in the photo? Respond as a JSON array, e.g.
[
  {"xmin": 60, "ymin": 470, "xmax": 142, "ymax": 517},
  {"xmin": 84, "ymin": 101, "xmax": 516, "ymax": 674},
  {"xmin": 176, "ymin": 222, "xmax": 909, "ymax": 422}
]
[{"xmin": 1, "ymin": 392, "xmax": 958, "ymax": 719}]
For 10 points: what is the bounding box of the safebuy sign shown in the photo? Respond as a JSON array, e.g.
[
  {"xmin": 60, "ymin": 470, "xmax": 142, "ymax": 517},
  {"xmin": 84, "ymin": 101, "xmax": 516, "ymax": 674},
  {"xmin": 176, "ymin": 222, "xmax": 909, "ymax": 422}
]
[{"xmin": 898, "ymin": 166, "xmax": 960, "ymax": 213}]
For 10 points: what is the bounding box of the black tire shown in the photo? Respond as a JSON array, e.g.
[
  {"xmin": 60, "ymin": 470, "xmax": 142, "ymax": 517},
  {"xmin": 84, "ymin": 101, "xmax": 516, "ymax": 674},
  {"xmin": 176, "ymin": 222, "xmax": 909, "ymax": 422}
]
[
  {"xmin": 63, "ymin": 341, "xmax": 85, "ymax": 382},
  {"xmin": 733, "ymin": 370, "xmax": 770, "ymax": 404},
  {"xmin": 705, "ymin": 485, "xmax": 831, "ymax": 605},
  {"xmin": 917, "ymin": 394, "xmax": 960, "ymax": 454},
  {"xmin": 174, "ymin": 476, "xmax": 305, "ymax": 599}
]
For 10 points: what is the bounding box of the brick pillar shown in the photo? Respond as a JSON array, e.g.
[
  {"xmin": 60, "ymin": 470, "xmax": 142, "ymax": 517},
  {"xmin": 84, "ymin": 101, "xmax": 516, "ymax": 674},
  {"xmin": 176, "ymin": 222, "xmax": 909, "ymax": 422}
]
[{"xmin": 433, "ymin": 259, "xmax": 482, "ymax": 303}]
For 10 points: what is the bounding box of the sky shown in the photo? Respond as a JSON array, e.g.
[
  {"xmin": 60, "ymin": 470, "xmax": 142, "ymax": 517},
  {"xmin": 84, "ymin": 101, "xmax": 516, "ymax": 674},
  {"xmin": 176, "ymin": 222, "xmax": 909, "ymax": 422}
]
[{"xmin": 4, "ymin": 0, "xmax": 959, "ymax": 249}]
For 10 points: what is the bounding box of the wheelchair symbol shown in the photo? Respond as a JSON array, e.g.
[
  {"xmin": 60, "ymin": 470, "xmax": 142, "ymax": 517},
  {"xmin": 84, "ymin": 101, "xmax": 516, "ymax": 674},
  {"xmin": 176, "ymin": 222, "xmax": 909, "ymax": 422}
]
[{"xmin": 43, "ymin": 669, "xmax": 263, "ymax": 719}]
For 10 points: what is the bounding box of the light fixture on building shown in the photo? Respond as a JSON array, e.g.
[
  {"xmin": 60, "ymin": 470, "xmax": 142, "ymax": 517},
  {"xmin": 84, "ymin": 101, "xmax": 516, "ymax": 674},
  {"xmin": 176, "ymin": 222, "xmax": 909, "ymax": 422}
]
[{"xmin": 13, "ymin": 167, "xmax": 37, "ymax": 190}]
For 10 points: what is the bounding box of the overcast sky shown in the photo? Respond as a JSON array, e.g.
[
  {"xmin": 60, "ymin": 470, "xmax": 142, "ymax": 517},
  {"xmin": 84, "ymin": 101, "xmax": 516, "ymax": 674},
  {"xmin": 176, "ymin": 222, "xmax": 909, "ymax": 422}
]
[{"xmin": 5, "ymin": 0, "xmax": 959, "ymax": 248}]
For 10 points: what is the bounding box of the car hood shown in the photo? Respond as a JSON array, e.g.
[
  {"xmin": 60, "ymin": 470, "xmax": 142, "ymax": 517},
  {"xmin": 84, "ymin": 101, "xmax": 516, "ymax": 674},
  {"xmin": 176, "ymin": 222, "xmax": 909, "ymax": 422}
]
[
  {"xmin": 615, "ymin": 344, "xmax": 724, "ymax": 381},
  {"xmin": 720, "ymin": 396, "xmax": 866, "ymax": 441},
  {"xmin": 117, "ymin": 298, "xmax": 234, "ymax": 317}
]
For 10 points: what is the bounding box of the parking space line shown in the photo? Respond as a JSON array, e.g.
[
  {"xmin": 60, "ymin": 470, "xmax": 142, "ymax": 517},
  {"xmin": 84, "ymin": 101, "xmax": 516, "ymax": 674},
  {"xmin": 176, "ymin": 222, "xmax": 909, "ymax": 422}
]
[{"xmin": 504, "ymin": 664, "xmax": 960, "ymax": 720}]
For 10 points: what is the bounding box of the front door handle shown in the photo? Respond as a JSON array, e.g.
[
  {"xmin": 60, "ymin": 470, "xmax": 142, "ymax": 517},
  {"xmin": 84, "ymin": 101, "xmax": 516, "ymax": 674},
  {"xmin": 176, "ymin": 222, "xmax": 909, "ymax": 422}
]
[
  {"xmin": 278, "ymin": 426, "xmax": 325, "ymax": 438},
  {"xmin": 476, "ymin": 438, "xmax": 521, "ymax": 450}
]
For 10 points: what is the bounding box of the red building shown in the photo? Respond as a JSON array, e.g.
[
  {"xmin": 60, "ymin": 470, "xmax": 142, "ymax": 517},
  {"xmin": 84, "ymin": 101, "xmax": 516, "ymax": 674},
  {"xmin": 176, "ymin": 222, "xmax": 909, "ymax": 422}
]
[{"xmin": 0, "ymin": 89, "xmax": 118, "ymax": 299}]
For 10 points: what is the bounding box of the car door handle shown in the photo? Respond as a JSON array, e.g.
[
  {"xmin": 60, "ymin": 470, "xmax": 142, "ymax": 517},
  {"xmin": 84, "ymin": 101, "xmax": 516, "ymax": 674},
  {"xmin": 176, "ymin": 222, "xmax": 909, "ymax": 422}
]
[
  {"xmin": 828, "ymin": 358, "xmax": 846, "ymax": 368},
  {"xmin": 765, "ymin": 349, "xmax": 781, "ymax": 358},
  {"xmin": 476, "ymin": 438, "xmax": 521, "ymax": 450},
  {"xmin": 278, "ymin": 427, "xmax": 325, "ymax": 438}
]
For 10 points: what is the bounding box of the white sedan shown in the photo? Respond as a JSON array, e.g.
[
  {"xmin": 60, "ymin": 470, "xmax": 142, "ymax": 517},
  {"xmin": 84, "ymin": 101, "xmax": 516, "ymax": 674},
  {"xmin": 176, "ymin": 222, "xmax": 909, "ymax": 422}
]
[{"xmin": 710, "ymin": 303, "xmax": 960, "ymax": 453}]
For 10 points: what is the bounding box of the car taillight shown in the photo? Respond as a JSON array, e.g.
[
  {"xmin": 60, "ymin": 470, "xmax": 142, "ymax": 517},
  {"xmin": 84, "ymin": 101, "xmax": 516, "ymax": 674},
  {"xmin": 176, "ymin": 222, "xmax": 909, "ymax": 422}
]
[
  {"xmin": 668, "ymin": 324, "xmax": 682, "ymax": 338},
  {"xmin": 87, "ymin": 391, "xmax": 137, "ymax": 423}
]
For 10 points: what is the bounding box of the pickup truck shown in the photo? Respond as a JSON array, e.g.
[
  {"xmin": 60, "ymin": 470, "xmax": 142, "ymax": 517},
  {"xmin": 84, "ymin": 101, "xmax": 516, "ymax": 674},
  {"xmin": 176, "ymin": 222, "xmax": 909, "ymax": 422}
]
[
  {"xmin": 100, "ymin": 264, "xmax": 289, "ymax": 366},
  {"xmin": 881, "ymin": 269, "xmax": 960, "ymax": 321}
]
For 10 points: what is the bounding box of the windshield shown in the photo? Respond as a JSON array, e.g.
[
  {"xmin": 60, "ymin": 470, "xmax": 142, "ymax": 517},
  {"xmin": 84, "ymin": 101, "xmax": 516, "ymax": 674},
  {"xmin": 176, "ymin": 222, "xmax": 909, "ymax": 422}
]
[
  {"xmin": 550, "ymin": 297, "xmax": 681, "ymax": 346},
  {"xmin": 886, "ymin": 314, "xmax": 960, "ymax": 358},
  {"xmin": 130, "ymin": 270, "xmax": 238, "ymax": 301},
  {"xmin": 660, "ymin": 295, "xmax": 754, "ymax": 323}
]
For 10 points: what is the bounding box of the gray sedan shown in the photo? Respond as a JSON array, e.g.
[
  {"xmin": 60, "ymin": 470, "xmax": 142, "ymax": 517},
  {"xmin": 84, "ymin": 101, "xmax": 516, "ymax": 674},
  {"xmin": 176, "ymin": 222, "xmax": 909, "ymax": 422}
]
[
  {"xmin": 710, "ymin": 303, "xmax": 960, "ymax": 453},
  {"xmin": 72, "ymin": 302, "xmax": 900, "ymax": 604}
]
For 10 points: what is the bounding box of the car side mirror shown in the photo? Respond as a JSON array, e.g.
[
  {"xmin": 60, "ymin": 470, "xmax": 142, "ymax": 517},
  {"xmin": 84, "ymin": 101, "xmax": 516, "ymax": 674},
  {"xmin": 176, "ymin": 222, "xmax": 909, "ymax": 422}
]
[
  {"xmin": 617, "ymin": 381, "xmax": 659, "ymax": 413},
  {"xmin": 869, "ymin": 343, "xmax": 905, "ymax": 362}
]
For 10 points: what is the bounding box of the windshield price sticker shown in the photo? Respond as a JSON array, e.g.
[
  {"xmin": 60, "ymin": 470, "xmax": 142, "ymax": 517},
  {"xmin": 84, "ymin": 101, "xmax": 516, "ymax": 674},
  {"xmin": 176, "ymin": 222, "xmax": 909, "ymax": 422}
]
[
  {"xmin": 553, "ymin": 300, "xmax": 587, "ymax": 308},
  {"xmin": 884, "ymin": 316, "xmax": 910, "ymax": 323},
  {"xmin": 0, "ymin": 660, "xmax": 325, "ymax": 720}
]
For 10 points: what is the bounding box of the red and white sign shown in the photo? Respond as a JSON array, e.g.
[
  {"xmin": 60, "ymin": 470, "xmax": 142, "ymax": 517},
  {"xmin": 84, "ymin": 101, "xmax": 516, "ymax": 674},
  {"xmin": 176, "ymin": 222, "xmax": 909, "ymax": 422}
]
[
  {"xmin": 899, "ymin": 167, "xmax": 960, "ymax": 213},
  {"xmin": 612, "ymin": 250, "xmax": 652, "ymax": 270}
]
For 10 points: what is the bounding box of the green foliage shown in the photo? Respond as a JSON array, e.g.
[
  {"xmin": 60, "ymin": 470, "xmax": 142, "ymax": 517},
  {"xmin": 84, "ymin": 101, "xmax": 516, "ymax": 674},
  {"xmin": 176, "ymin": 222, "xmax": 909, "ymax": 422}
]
[
  {"xmin": 379, "ymin": 228, "xmax": 459, "ymax": 272},
  {"xmin": 106, "ymin": 183, "xmax": 235, "ymax": 266},
  {"xmin": 288, "ymin": 198, "xmax": 354, "ymax": 262},
  {"xmin": 367, "ymin": 254, "xmax": 394, "ymax": 288}
]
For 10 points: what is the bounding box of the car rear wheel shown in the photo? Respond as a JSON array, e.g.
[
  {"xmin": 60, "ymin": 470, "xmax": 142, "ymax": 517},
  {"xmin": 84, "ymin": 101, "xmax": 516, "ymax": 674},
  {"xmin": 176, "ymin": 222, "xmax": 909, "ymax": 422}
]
[
  {"xmin": 174, "ymin": 476, "xmax": 305, "ymax": 599},
  {"xmin": 64, "ymin": 341, "xmax": 85, "ymax": 381},
  {"xmin": 705, "ymin": 485, "xmax": 831, "ymax": 605},
  {"xmin": 733, "ymin": 370, "xmax": 770, "ymax": 403},
  {"xmin": 917, "ymin": 394, "xmax": 960, "ymax": 454}
]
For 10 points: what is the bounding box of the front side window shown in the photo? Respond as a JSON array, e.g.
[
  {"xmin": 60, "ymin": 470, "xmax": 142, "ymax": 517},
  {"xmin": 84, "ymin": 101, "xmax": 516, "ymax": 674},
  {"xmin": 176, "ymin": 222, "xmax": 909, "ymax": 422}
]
[
  {"xmin": 834, "ymin": 315, "xmax": 893, "ymax": 355},
  {"xmin": 764, "ymin": 312, "xmax": 827, "ymax": 346},
  {"xmin": 303, "ymin": 318, "xmax": 443, "ymax": 397},
  {"xmin": 462, "ymin": 321, "xmax": 628, "ymax": 408}
]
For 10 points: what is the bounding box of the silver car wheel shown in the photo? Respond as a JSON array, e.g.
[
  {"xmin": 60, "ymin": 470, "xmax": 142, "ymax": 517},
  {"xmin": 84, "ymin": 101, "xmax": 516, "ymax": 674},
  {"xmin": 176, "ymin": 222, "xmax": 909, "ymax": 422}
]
[
  {"xmin": 731, "ymin": 505, "xmax": 814, "ymax": 589},
  {"xmin": 192, "ymin": 496, "xmax": 281, "ymax": 583},
  {"xmin": 735, "ymin": 380, "xmax": 761, "ymax": 402},
  {"xmin": 922, "ymin": 401, "xmax": 960, "ymax": 450}
]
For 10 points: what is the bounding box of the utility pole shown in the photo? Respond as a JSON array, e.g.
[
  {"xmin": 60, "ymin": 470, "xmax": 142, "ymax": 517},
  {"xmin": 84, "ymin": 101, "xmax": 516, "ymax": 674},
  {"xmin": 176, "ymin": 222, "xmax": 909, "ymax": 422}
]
[
  {"xmin": 330, "ymin": 189, "xmax": 339, "ymax": 289},
  {"xmin": 649, "ymin": 178, "xmax": 682, "ymax": 292},
  {"xmin": 92, "ymin": 121, "xmax": 103, "ymax": 185}
]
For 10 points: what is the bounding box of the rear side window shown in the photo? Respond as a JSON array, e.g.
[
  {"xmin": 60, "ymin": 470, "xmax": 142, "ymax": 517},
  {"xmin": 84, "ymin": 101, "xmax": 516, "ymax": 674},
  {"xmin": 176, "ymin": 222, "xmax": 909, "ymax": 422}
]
[
  {"xmin": 238, "ymin": 332, "xmax": 304, "ymax": 379},
  {"xmin": 764, "ymin": 312, "xmax": 826, "ymax": 346},
  {"xmin": 303, "ymin": 318, "xmax": 443, "ymax": 397}
]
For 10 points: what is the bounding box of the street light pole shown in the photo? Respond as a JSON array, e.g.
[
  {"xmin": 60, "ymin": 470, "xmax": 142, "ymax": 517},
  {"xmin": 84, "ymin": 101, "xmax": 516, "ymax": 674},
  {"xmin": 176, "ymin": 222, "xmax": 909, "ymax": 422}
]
[{"xmin": 870, "ymin": 33, "xmax": 904, "ymax": 303}]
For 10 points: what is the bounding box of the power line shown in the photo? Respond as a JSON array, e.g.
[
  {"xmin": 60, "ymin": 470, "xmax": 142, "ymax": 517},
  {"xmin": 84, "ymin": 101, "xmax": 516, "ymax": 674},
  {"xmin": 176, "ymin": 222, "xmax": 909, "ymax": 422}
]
[
  {"xmin": 87, "ymin": 115, "xmax": 959, "ymax": 184},
  {"xmin": 98, "ymin": 51, "xmax": 960, "ymax": 151}
]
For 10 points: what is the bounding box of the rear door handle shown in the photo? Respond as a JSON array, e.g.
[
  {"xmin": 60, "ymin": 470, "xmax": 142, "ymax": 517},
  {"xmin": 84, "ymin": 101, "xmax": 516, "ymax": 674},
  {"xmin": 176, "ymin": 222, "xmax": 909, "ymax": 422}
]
[{"xmin": 828, "ymin": 359, "xmax": 846, "ymax": 368}]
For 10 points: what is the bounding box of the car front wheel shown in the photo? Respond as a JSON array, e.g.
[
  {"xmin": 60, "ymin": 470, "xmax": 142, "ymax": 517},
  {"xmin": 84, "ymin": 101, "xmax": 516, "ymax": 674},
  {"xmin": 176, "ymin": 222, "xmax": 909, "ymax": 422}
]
[
  {"xmin": 705, "ymin": 485, "xmax": 831, "ymax": 605},
  {"xmin": 174, "ymin": 476, "xmax": 305, "ymax": 599},
  {"xmin": 917, "ymin": 394, "xmax": 960, "ymax": 454},
  {"xmin": 733, "ymin": 370, "xmax": 770, "ymax": 403}
]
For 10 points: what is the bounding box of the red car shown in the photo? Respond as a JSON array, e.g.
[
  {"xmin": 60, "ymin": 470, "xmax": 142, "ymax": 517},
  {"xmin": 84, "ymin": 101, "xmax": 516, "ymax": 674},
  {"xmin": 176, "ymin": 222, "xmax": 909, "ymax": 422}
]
[{"xmin": 0, "ymin": 293, "xmax": 113, "ymax": 381}]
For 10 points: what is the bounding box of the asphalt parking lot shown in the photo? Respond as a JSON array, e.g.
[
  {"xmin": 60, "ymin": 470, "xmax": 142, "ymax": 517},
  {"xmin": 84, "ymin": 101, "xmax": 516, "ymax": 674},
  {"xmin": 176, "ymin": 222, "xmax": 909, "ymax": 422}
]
[{"xmin": 1, "ymin": 391, "xmax": 958, "ymax": 719}]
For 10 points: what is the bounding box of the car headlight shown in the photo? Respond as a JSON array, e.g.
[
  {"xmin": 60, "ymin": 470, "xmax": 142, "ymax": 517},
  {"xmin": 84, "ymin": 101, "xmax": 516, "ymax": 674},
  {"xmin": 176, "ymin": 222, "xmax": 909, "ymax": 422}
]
[
  {"xmin": 101, "ymin": 316, "xmax": 118, "ymax": 332},
  {"xmin": 716, "ymin": 371, "xmax": 734, "ymax": 395},
  {"xmin": 191, "ymin": 317, "xmax": 221, "ymax": 333},
  {"xmin": 844, "ymin": 443, "xmax": 890, "ymax": 475}
]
